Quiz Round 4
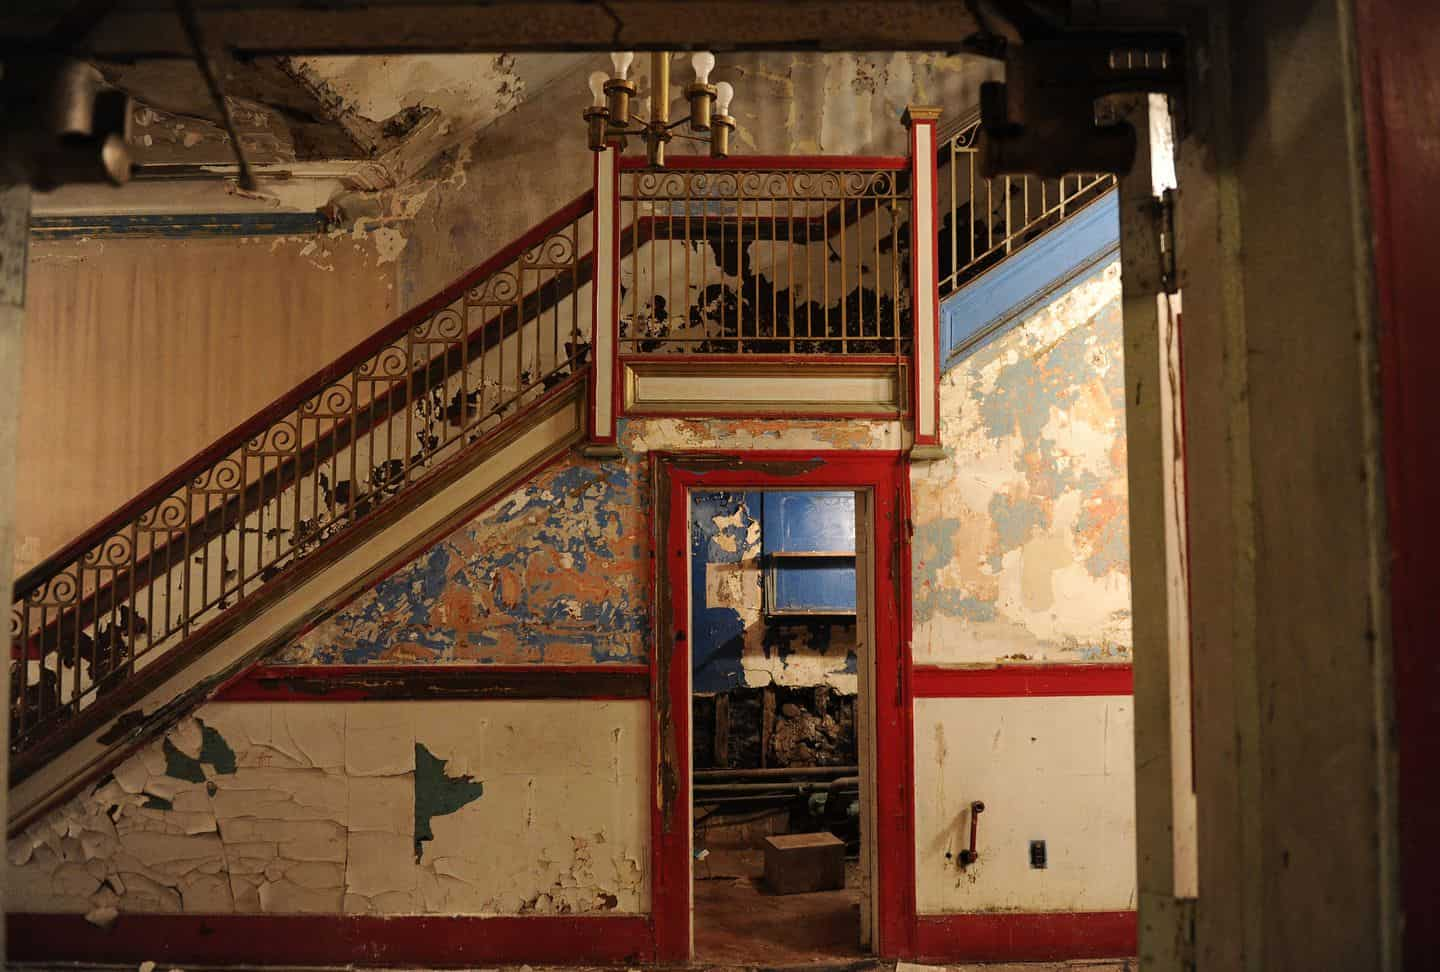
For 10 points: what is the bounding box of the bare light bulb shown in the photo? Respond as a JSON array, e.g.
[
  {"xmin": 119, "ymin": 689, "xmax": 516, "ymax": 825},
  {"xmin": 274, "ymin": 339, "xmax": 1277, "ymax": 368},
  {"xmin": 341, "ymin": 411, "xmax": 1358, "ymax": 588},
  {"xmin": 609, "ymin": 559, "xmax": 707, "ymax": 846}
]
[
  {"xmin": 588, "ymin": 71, "xmax": 608, "ymax": 107},
  {"xmin": 715, "ymin": 81, "xmax": 734, "ymax": 115},
  {"xmin": 692, "ymin": 51, "xmax": 716, "ymax": 85},
  {"xmin": 610, "ymin": 51, "xmax": 635, "ymax": 80}
]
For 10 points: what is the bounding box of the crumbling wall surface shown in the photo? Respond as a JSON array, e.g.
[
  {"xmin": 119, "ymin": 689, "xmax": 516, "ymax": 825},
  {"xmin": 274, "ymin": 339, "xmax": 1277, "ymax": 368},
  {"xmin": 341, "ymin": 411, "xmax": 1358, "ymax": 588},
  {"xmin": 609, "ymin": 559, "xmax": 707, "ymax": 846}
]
[
  {"xmin": 278, "ymin": 457, "xmax": 645, "ymax": 664},
  {"xmin": 913, "ymin": 695, "xmax": 1136, "ymax": 913},
  {"xmin": 280, "ymin": 417, "xmax": 897, "ymax": 666},
  {"xmin": 394, "ymin": 52, "xmax": 999, "ymax": 308},
  {"xmin": 910, "ymin": 262, "xmax": 1131, "ymax": 664},
  {"xmin": 690, "ymin": 490, "xmax": 857, "ymax": 694},
  {"xmin": 8, "ymin": 700, "xmax": 649, "ymax": 918}
]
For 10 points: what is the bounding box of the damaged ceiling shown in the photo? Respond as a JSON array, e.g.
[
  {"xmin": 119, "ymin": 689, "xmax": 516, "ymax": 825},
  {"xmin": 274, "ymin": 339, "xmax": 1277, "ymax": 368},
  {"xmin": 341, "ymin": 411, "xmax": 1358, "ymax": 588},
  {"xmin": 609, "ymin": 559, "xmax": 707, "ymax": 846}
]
[
  {"xmin": 29, "ymin": 51, "xmax": 590, "ymax": 216},
  {"xmin": 108, "ymin": 53, "xmax": 587, "ymax": 177}
]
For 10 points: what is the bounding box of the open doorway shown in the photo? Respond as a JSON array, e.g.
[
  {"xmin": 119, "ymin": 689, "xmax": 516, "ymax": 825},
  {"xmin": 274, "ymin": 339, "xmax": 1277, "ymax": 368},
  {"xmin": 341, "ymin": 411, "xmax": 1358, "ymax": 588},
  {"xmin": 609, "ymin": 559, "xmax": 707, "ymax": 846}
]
[{"xmin": 687, "ymin": 488, "xmax": 872, "ymax": 964}]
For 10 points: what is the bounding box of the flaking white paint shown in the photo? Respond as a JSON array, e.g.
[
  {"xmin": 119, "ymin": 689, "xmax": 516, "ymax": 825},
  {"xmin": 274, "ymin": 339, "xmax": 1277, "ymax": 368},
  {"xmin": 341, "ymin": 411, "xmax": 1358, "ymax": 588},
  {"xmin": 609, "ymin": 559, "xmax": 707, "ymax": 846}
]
[{"xmin": 8, "ymin": 700, "xmax": 649, "ymax": 918}]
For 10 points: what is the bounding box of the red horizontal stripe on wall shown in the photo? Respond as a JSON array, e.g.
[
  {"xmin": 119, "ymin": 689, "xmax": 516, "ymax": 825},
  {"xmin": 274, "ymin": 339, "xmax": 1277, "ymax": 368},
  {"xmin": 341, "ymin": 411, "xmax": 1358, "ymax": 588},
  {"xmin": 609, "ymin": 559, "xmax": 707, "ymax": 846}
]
[
  {"xmin": 214, "ymin": 664, "xmax": 652, "ymax": 702},
  {"xmin": 912, "ymin": 663, "xmax": 1133, "ymax": 698},
  {"xmin": 912, "ymin": 911, "xmax": 1136, "ymax": 962},
  {"xmin": 7, "ymin": 913, "xmax": 653, "ymax": 966}
]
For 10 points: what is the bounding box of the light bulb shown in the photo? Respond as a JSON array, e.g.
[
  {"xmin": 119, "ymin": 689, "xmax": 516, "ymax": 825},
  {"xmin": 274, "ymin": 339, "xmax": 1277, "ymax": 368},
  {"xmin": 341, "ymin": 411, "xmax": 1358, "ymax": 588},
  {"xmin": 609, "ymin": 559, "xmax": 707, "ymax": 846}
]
[
  {"xmin": 588, "ymin": 71, "xmax": 608, "ymax": 107},
  {"xmin": 715, "ymin": 81, "xmax": 734, "ymax": 115},
  {"xmin": 610, "ymin": 51, "xmax": 635, "ymax": 80},
  {"xmin": 692, "ymin": 51, "xmax": 715, "ymax": 85}
]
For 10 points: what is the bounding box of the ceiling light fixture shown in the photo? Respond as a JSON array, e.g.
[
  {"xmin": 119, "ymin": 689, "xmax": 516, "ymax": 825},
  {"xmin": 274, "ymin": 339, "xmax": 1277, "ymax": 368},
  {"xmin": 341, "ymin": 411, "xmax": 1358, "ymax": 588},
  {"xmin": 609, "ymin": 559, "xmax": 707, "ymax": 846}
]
[{"xmin": 584, "ymin": 52, "xmax": 736, "ymax": 166}]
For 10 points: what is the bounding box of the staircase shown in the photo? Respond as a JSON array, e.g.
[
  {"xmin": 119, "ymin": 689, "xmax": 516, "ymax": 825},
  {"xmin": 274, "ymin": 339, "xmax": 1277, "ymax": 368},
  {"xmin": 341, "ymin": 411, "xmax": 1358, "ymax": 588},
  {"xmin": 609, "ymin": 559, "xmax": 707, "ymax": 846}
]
[
  {"xmin": 8, "ymin": 193, "xmax": 598, "ymax": 827},
  {"xmin": 8, "ymin": 124, "xmax": 1115, "ymax": 831}
]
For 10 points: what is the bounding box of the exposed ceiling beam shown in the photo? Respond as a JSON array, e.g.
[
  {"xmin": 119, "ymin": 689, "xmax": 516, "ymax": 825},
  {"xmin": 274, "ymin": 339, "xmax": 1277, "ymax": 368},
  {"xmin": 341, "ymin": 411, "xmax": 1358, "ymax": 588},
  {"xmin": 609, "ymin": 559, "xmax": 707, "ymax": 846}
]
[{"xmin": 3, "ymin": 1, "xmax": 987, "ymax": 58}]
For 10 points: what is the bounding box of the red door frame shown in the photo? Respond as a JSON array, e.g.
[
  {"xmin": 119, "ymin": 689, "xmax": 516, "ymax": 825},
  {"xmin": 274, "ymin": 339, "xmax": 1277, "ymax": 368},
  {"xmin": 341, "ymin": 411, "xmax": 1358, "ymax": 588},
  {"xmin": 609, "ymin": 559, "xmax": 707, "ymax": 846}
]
[{"xmin": 648, "ymin": 450, "xmax": 915, "ymax": 961}]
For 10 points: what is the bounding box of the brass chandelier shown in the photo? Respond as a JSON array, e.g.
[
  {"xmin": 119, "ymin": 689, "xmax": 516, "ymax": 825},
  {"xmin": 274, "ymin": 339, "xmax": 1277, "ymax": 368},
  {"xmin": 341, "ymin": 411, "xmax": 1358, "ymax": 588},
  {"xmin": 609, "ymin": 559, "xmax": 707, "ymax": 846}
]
[{"xmin": 584, "ymin": 52, "xmax": 736, "ymax": 166}]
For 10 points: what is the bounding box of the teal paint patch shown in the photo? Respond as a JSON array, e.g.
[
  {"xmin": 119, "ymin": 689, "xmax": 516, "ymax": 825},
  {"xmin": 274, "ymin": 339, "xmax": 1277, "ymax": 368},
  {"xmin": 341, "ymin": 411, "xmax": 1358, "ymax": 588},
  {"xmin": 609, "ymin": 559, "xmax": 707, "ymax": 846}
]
[
  {"xmin": 414, "ymin": 743, "xmax": 485, "ymax": 863},
  {"xmin": 160, "ymin": 719, "xmax": 238, "ymax": 784},
  {"xmin": 141, "ymin": 795, "xmax": 174, "ymax": 811},
  {"xmin": 161, "ymin": 738, "xmax": 206, "ymax": 783},
  {"xmin": 199, "ymin": 722, "xmax": 237, "ymax": 775}
]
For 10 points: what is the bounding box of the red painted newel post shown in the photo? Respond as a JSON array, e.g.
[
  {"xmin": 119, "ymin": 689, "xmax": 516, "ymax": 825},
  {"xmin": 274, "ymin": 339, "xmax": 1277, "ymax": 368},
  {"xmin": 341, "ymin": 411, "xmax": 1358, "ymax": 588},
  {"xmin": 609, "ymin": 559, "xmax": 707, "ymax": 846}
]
[
  {"xmin": 583, "ymin": 140, "xmax": 623, "ymax": 458},
  {"xmin": 903, "ymin": 106, "xmax": 944, "ymax": 460}
]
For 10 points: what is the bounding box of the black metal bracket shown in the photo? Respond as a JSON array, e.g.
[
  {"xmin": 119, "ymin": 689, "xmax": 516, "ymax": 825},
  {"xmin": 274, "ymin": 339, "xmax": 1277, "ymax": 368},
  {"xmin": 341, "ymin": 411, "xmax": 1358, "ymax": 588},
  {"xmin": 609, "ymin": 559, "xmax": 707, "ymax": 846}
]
[{"xmin": 978, "ymin": 32, "xmax": 1186, "ymax": 178}]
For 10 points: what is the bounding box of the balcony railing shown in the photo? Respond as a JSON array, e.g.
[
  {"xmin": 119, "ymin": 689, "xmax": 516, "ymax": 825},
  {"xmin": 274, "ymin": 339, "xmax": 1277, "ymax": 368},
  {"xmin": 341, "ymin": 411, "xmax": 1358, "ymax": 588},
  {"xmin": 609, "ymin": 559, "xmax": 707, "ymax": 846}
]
[
  {"xmin": 9, "ymin": 196, "xmax": 594, "ymax": 757},
  {"xmin": 617, "ymin": 158, "xmax": 913, "ymax": 358},
  {"xmin": 937, "ymin": 115, "xmax": 1115, "ymax": 298}
]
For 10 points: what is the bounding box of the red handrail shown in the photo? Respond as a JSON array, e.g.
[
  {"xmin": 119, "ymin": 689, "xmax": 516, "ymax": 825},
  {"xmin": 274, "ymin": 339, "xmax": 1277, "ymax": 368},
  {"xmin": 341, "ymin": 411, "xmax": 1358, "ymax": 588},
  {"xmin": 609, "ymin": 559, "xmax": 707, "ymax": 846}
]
[{"xmin": 618, "ymin": 154, "xmax": 909, "ymax": 171}]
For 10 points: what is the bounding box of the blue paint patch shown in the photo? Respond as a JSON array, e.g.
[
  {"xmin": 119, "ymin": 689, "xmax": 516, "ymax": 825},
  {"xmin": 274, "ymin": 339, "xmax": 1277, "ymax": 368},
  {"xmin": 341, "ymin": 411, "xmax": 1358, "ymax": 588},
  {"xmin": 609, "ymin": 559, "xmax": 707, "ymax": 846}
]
[{"xmin": 989, "ymin": 492, "xmax": 1044, "ymax": 552}]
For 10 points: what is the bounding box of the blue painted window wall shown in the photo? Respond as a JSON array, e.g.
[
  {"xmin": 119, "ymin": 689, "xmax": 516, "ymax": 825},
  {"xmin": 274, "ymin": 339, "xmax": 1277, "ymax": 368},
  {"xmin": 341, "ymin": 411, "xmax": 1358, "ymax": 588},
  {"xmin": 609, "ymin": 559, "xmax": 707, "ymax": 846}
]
[
  {"xmin": 762, "ymin": 491, "xmax": 857, "ymax": 615},
  {"xmin": 690, "ymin": 491, "xmax": 857, "ymax": 694}
]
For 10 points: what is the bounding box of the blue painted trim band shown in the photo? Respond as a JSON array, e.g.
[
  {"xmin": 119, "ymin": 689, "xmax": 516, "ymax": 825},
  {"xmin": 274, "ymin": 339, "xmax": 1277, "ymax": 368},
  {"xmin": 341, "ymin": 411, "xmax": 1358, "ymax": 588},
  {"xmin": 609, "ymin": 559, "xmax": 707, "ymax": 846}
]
[
  {"xmin": 31, "ymin": 211, "xmax": 327, "ymax": 240},
  {"xmin": 941, "ymin": 190, "xmax": 1120, "ymax": 368}
]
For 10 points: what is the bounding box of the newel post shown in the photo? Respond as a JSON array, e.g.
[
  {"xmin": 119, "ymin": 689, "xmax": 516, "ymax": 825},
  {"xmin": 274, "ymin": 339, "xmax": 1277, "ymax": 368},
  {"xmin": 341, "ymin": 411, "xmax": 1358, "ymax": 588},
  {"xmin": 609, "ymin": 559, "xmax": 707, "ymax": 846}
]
[
  {"xmin": 904, "ymin": 106, "xmax": 944, "ymax": 460},
  {"xmin": 583, "ymin": 141, "xmax": 623, "ymax": 458}
]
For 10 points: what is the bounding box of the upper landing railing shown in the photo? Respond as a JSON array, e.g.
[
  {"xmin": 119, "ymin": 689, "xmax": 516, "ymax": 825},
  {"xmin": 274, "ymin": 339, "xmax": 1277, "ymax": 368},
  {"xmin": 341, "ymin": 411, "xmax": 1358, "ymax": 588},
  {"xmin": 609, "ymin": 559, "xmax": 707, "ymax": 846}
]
[{"xmin": 616, "ymin": 157, "xmax": 913, "ymax": 358}]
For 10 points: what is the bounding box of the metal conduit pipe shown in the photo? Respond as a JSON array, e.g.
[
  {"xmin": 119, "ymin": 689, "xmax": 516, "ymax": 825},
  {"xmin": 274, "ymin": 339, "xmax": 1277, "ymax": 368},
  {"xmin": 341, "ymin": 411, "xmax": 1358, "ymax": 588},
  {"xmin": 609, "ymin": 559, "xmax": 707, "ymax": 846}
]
[
  {"xmin": 694, "ymin": 779, "xmax": 861, "ymax": 798},
  {"xmin": 693, "ymin": 765, "xmax": 858, "ymax": 781}
]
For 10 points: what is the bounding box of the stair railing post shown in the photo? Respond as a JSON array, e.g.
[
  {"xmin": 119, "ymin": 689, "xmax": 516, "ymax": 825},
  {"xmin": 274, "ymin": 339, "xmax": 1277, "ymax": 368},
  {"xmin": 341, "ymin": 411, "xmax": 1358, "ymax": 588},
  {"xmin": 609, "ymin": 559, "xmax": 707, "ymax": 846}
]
[
  {"xmin": 904, "ymin": 106, "xmax": 945, "ymax": 461},
  {"xmin": 583, "ymin": 140, "xmax": 624, "ymax": 458}
]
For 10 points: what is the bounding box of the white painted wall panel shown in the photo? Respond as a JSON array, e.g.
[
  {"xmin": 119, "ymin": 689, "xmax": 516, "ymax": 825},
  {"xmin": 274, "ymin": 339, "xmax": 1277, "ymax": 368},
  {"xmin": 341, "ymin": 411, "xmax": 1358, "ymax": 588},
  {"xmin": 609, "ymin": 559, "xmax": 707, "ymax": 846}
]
[
  {"xmin": 7, "ymin": 700, "xmax": 650, "ymax": 917},
  {"xmin": 913, "ymin": 695, "xmax": 1136, "ymax": 914}
]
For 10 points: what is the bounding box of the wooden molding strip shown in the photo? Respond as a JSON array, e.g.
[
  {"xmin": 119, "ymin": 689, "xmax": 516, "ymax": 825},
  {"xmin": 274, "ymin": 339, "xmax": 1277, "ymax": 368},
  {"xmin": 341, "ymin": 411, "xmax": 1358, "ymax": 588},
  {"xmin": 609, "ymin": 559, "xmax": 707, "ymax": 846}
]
[{"xmin": 215, "ymin": 664, "xmax": 651, "ymax": 702}]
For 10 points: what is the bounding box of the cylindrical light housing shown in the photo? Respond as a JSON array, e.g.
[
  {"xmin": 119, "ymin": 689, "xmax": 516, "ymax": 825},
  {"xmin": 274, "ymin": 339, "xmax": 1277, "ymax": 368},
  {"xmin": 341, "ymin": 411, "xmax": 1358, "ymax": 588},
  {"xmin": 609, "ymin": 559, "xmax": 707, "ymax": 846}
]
[
  {"xmin": 710, "ymin": 114, "xmax": 734, "ymax": 159},
  {"xmin": 584, "ymin": 106, "xmax": 610, "ymax": 151},
  {"xmin": 685, "ymin": 81, "xmax": 716, "ymax": 131},
  {"xmin": 605, "ymin": 77, "xmax": 636, "ymax": 127}
]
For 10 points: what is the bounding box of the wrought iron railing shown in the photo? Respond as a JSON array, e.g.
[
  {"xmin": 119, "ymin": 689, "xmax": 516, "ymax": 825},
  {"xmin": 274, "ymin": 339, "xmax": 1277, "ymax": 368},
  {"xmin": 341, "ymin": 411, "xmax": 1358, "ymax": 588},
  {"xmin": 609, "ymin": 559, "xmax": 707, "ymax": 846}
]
[
  {"xmin": 617, "ymin": 158, "xmax": 913, "ymax": 357},
  {"xmin": 938, "ymin": 115, "xmax": 1116, "ymax": 298},
  {"xmin": 9, "ymin": 194, "xmax": 595, "ymax": 755}
]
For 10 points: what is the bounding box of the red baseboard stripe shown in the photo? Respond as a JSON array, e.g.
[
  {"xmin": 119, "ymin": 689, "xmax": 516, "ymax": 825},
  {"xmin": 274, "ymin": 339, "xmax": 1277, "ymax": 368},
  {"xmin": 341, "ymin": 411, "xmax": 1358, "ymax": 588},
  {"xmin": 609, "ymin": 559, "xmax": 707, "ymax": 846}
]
[
  {"xmin": 913, "ymin": 663, "xmax": 1133, "ymax": 698},
  {"xmin": 7, "ymin": 912, "xmax": 653, "ymax": 967},
  {"xmin": 912, "ymin": 911, "xmax": 1136, "ymax": 962}
]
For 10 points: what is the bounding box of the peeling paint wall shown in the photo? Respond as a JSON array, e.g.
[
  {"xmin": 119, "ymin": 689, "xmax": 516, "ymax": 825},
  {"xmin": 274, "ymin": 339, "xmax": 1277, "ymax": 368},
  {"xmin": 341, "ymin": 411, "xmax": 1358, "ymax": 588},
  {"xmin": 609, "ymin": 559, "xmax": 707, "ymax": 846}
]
[
  {"xmin": 280, "ymin": 417, "xmax": 897, "ymax": 666},
  {"xmin": 908, "ymin": 259, "xmax": 1135, "ymax": 917},
  {"xmin": 8, "ymin": 700, "xmax": 649, "ymax": 918},
  {"xmin": 392, "ymin": 52, "xmax": 998, "ymax": 308},
  {"xmin": 690, "ymin": 491, "xmax": 857, "ymax": 694},
  {"xmin": 279, "ymin": 457, "xmax": 646, "ymax": 665},
  {"xmin": 911, "ymin": 261, "xmax": 1131, "ymax": 665}
]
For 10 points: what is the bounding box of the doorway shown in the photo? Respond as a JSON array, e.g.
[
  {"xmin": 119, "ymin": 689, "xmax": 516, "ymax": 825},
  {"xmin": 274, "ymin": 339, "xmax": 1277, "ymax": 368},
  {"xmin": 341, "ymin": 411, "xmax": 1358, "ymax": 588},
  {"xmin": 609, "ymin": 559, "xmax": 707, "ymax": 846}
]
[
  {"xmin": 688, "ymin": 488, "xmax": 867, "ymax": 964},
  {"xmin": 649, "ymin": 452, "xmax": 911, "ymax": 963}
]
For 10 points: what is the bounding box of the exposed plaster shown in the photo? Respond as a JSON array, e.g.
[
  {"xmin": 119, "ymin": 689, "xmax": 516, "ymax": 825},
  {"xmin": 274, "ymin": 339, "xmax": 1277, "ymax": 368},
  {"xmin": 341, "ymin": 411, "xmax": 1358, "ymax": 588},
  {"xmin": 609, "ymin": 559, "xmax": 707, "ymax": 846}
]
[
  {"xmin": 9, "ymin": 701, "xmax": 649, "ymax": 918},
  {"xmin": 912, "ymin": 261, "xmax": 1132, "ymax": 664}
]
